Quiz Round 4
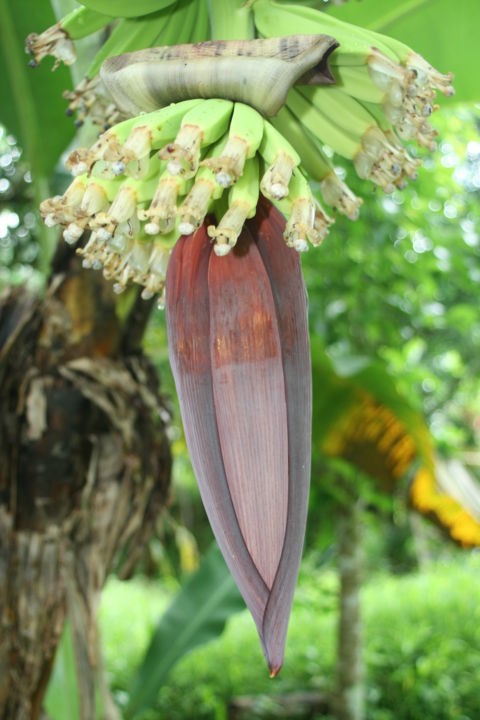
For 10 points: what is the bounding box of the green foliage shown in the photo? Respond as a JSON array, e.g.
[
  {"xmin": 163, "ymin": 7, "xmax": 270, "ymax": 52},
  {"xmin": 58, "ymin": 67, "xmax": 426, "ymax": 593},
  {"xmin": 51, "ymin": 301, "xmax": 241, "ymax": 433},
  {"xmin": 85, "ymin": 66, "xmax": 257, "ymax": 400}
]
[
  {"xmin": 304, "ymin": 107, "xmax": 480, "ymax": 452},
  {"xmin": 126, "ymin": 543, "xmax": 245, "ymax": 718},
  {"xmin": 0, "ymin": 0, "xmax": 74, "ymax": 178},
  {"xmin": 364, "ymin": 562, "xmax": 480, "ymax": 719},
  {"xmin": 311, "ymin": 341, "xmax": 434, "ymax": 469},
  {"xmin": 99, "ymin": 556, "xmax": 480, "ymax": 719},
  {"xmin": 0, "ymin": 128, "xmax": 44, "ymax": 289},
  {"xmin": 327, "ymin": 0, "xmax": 480, "ymax": 103}
]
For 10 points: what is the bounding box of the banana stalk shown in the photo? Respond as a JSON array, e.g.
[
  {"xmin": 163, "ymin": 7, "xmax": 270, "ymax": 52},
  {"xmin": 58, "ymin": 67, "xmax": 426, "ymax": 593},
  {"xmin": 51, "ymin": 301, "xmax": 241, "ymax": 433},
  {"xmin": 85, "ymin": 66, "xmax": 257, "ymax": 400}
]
[{"xmin": 165, "ymin": 197, "xmax": 311, "ymax": 675}]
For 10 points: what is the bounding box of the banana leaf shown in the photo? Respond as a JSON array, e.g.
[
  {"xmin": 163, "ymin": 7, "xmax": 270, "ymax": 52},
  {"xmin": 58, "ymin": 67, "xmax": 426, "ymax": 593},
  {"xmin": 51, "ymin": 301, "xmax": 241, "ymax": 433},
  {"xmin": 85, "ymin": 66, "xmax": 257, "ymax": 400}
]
[
  {"xmin": 0, "ymin": 0, "xmax": 74, "ymax": 178},
  {"xmin": 326, "ymin": 0, "xmax": 480, "ymax": 103},
  {"xmin": 311, "ymin": 337, "xmax": 434, "ymax": 475},
  {"xmin": 126, "ymin": 542, "xmax": 245, "ymax": 718},
  {"xmin": 311, "ymin": 340, "xmax": 480, "ymax": 546}
]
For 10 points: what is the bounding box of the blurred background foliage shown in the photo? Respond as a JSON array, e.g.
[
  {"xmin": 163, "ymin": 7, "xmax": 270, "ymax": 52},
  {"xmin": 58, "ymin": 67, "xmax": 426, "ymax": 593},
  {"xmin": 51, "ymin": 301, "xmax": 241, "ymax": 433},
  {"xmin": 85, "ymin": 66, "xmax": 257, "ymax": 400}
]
[{"xmin": 1, "ymin": 0, "xmax": 480, "ymax": 718}]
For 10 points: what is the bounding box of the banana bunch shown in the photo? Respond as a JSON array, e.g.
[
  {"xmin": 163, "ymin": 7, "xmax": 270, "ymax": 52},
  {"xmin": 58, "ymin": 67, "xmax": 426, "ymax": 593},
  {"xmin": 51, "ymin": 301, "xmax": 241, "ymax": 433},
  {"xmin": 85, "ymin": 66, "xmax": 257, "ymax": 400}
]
[
  {"xmin": 253, "ymin": 0, "xmax": 454, "ymax": 192},
  {"xmin": 27, "ymin": 0, "xmax": 209, "ymax": 127},
  {"xmin": 40, "ymin": 98, "xmax": 338, "ymax": 302},
  {"xmin": 33, "ymin": 0, "xmax": 454, "ymax": 297}
]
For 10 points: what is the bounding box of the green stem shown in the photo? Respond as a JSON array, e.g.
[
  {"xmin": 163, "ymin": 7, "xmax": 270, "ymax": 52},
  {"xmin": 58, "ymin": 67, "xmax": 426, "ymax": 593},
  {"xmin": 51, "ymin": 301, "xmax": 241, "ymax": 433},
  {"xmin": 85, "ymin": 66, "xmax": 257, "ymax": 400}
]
[{"xmin": 208, "ymin": 0, "xmax": 254, "ymax": 40}]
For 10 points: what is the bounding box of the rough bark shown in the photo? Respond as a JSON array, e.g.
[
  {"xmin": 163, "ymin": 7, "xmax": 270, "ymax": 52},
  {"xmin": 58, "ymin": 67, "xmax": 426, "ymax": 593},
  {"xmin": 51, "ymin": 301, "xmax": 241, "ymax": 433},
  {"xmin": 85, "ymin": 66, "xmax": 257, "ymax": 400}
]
[
  {"xmin": 0, "ymin": 245, "xmax": 171, "ymax": 720},
  {"xmin": 334, "ymin": 498, "xmax": 364, "ymax": 720}
]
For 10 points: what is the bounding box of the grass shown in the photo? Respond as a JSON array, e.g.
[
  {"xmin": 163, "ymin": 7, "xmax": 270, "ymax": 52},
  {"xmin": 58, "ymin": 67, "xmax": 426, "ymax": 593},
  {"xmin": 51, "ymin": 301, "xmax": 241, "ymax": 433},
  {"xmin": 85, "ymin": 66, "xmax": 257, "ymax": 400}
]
[{"xmin": 96, "ymin": 552, "xmax": 480, "ymax": 719}]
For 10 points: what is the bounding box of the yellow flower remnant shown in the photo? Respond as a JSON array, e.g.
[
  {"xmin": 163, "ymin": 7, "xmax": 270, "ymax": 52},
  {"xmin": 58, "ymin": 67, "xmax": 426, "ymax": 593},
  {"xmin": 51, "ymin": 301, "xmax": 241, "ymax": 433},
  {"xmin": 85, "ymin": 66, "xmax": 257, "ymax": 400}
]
[
  {"xmin": 323, "ymin": 394, "xmax": 416, "ymax": 489},
  {"xmin": 411, "ymin": 468, "xmax": 480, "ymax": 547}
]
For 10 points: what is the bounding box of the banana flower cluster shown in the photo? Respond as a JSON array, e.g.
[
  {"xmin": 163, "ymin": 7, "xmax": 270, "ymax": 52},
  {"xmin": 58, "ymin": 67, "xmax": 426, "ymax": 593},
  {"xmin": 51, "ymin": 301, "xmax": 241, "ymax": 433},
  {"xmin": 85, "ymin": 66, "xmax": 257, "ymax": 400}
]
[{"xmin": 31, "ymin": 0, "xmax": 455, "ymax": 674}]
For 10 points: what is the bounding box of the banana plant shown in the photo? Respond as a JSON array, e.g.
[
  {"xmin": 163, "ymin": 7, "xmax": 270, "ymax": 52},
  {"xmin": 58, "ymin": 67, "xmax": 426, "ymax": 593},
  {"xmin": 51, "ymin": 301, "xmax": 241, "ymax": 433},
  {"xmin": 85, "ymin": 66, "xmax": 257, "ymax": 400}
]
[
  {"xmin": 2, "ymin": 0, "xmax": 479, "ymax": 712},
  {"xmin": 310, "ymin": 341, "xmax": 480, "ymax": 546}
]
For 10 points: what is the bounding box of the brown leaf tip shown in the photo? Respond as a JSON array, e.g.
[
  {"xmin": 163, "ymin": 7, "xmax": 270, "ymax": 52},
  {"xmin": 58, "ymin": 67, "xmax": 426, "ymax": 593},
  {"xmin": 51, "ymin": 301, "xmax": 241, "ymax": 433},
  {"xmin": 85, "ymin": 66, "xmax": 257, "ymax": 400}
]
[{"xmin": 269, "ymin": 665, "xmax": 282, "ymax": 679}]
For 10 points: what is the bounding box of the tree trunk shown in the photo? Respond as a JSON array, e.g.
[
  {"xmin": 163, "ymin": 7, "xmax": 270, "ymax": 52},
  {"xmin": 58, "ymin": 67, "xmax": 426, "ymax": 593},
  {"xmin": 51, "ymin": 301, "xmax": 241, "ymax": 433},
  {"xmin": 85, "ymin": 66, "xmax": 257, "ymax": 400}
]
[
  {"xmin": 0, "ymin": 243, "xmax": 172, "ymax": 719},
  {"xmin": 334, "ymin": 497, "xmax": 364, "ymax": 720}
]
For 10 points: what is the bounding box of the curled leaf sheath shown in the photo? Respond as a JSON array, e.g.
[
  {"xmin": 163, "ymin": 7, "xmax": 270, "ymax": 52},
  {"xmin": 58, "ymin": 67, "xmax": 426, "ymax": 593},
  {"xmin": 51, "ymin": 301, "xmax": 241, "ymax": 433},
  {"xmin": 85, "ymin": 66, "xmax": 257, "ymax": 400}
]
[{"xmin": 165, "ymin": 199, "xmax": 311, "ymax": 673}]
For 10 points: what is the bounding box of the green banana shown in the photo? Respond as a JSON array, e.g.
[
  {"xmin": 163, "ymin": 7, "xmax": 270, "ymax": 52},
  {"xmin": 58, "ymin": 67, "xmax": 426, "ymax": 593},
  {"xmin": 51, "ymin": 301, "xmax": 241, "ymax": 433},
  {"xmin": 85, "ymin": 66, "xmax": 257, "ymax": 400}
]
[
  {"xmin": 92, "ymin": 155, "xmax": 161, "ymax": 234},
  {"xmin": 259, "ymin": 119, "xmax": 300, "ymax": 200},
  {"xmin": 270, "ymin": 106, "xmax": 362, "ymax": 220},
  {"xmin": 65, "ymin": 100, "xmax": 202, "ymax": 176},
  {"xmin": 287, "ymin": 89, "xmax": 418, "ymax": 192},
  {"xmin": 61, "ymin": 5, "xmax": 113, "ymax": 39},
  {"xmin": 203, "ymin": 103, "xmax": 265, "ymax": 187},
  {"xmin": 273, "ymin": 169, "xmax": 332, "ymax": 252},
  {"xmin": 121, "ymin": 99, "xmax": 203, "ymax": 163},
  {"xmin": 333, "ymin": 58, "xmax": 441, "ymax": 151},
  {"xmin": 253, "ymin": 0, "xmax": 397, "ymax": 64},
  {"xmin": 287, "ymin": 89, "xmax": 362, "ymax": 160},
  {"xmin": 25, "ymin": 5, "xmax": 114, "ymax": 68},
  {"xmin": 208, "ymin": 0, "xmax": 255, "ymax": 40},
  {"xmin": 188, "ymin": 0, "xmax": 211, "ymax": 42},
  {"xmin": 140, "ymin": 170, "xmax": 191, "ymax": 235},
  {"xmin": 332, "ymin": 64, "xmax": 386, "ymax": 105},
  {"xmin": 141, "ymin": 241, "xmax": 176, "ymax": 301},
  {"xmin": 208, "ymin": 156, "xmax": 260, "ymax": 255},
  {"xmin": 177, "ymin": 135, "xmax": 228, "ymax": 234},
  {"xmin": 160, "ymin": 99, "xmax": 234, "ymax": 178},
  {"xmin": 80, "ymin": 0, "xmax": 179, "ymax": 19},
  {"xmin": 87, "ymin": 9, "xmax": 172, "ymax": 79},
  {"xmin": 299, "ymin": 85, "xmax": 377, "ymax": 140},
  {"xmin": 370, "ymin": 33, "xmax": 455, "ymax": 97}
]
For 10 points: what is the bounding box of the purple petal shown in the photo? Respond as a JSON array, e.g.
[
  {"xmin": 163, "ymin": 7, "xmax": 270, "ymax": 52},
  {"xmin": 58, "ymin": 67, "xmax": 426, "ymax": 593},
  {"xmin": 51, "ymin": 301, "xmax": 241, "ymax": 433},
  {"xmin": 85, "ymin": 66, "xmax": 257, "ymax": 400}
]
[
  {"xmin": 251, "ymin": 198, "xmax": 312, "ymax": 674},
  {"xmin": 165, "ymin": 226, "xmax": 269, "ymax": 630}
]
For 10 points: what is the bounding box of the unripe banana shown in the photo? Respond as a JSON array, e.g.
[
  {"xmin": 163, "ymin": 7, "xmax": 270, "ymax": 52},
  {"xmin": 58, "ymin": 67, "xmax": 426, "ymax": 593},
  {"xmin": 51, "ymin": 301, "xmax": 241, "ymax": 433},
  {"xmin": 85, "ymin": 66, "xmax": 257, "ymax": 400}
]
[
  {"xmin": 178, "ymin": 135, "xmax": 229, "ymax": 234},
  {"xmin": 287, "ymin": 89, "xmax": 362, "ymax": 160},
  {"xmin": 370, "ymin": 34, "xmax": 455, "ymax": 97},
  {"xmin": 208, "ymin": 156, "xmax": 260, "ymax": 255},
  {"xmin": 139, "ymin": 170, "xmax": 191, "ymax": 235},
  {"xmin": 87, "ymin": 11, "xmax": 171, "ymax": 79},
  {"xmin": 188, "ymin": 0, "xmax": 210, "ymax": 43},
  {"xmin": 61, "ymin": 5, "xmax": 113, "ymax": 39},
  {"xmin": 271, "ymin": 106, "xmax": 362, "ymax": 221},
  {"xmin": 332, "ymin": 64, "xmax": 385, "ymax": 105},
  {"xmin": 65, "ymin": 100, "xmax": 201, "ymax": 176},
  {"xmin": 80, "ymin": 0, "xmax": 178, "ymax": 19},
  {"xmin": 202, "ymin": 103, "xmax": 264, "ymax": 187},
  {"xmin": 25, "ymin": 5, "xmax": 114, "ymax": 68},
  {"xmin": 300, "ymin": 85, "xmax": 378, "ymax": 140},
  {"xmin": 273, "ymin": 169, "xmax": 332, "ymax": 252},
  {"xmin": 286, "ymin": 89, "xmax": 417, "ymax": 192},
  {"xmin": 159, "ymin": 99, "xmax": 233, "ymax": 178},
  {"xmin": 259, "ymin": 120, "xmax": 300, "ymax": 200},
  {"xmin": 253, "ymin": 0, "xmax": 398, "ymax": 64},
  {"xmin": 100, "ymin": 35, "xmax": 338, "ymax": 118}
]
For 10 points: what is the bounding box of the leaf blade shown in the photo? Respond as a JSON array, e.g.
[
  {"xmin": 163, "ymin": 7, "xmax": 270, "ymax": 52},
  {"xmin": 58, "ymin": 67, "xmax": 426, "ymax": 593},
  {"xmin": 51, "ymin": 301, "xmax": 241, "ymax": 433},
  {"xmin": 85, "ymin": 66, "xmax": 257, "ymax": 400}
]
[
  {"xmin": 0, "ymin": 0, "xmax": 75, "ymax": 177},
  {"xmin": 126, "ymin": 543, "xmax": 245, "ymax": 718}
]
